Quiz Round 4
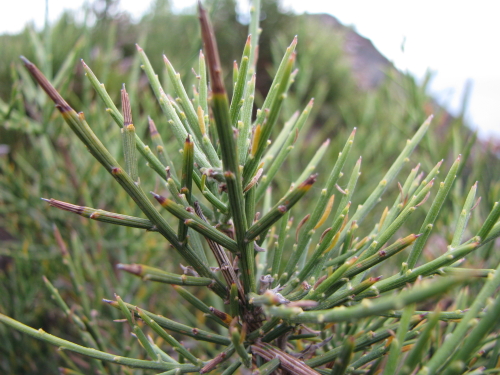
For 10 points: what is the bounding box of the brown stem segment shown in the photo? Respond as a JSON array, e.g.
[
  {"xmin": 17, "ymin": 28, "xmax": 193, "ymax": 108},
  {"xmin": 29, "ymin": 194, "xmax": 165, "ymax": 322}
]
[
  {"xmin": 194, "ymin": 201, "xmax": 245, "ymax": 301},
  {"xmin": 251, "ymin": 342, "xmax": 320, "ymax": 375},
  {"xmin": 20, "ymin": 56, "xmax": 72, "ymax": 113},
  {"xmin": 198, "ymin": 2, "xmax": 224, "ymax": 95}
]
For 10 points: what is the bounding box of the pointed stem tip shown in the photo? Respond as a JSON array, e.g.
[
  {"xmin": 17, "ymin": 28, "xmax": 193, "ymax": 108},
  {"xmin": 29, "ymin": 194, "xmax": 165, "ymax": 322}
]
[{"xmin": 19, "ymin": 55, "xmax": 32, "ymax": 66}]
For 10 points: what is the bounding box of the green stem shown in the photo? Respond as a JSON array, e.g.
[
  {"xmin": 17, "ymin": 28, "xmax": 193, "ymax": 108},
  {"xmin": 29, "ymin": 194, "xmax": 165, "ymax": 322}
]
[
  {"xmin": 136, "ymin": 307, "xmax": 203, "ymax": 366},
  {"xmin": 243, "ymin": 46, "xmax": 296, "ymax": 184},
  {"xmin": 0, "ymin": 313, "xmax": 199, "ymax": 373},
  {"xmin": 382, "ymin": 303, "xmax": 415, "ymax": 375},
  {"xmin": 178, "ymin": 135, "xmax": 194, "ymax": 242},
  {"xmin": 81, "ymin": 60, "xmax": 169, "ymax": 180},
  {"xmin": 246, "ymin": 174, "xmax": 317, "ymax": 242},
  {"xmin": 229, "ymin": 36, "xmax": 251, "ymax": 126},
  {"xmin": 451, "ymin": 181, "xmax": 477, "ymax": 247},
  {"xmin": 356, "ymin": 241, "xmax": 480, "ymax": 298},
  {"xmin": 407, "ymin": 155, "xmax": 461, "ymax": 268},
  {"xmin": 270, "ymin": 277, "xmax": 461, "ymax": 324},
  {"xmin": 422, "ymin": 261, "xmax": 500, "ymax": 373},
  {"xmin": 104, "ymin": 299, "xmax": 231, "ymax": 345},
  {"xmin": 163, "ymin": 55, "xmax": 220, "ymax": 167},
  {"xmin": 282, "ymin": 129, "xmax": 355, "ymax": 279},
  {"xmin": 152, "ymin": 194, "xmax": 237, "ymax": 252},
  {"xmin": 43, "ymin": 198, "xmax": 156, "ymax": 231},
  {"xmin": 22, "ymin": 56, "xmax": 226, "ymax": 298},
  {"xmin": 117, "ymin": 264, "xmax": 214, "ymax": 287}
]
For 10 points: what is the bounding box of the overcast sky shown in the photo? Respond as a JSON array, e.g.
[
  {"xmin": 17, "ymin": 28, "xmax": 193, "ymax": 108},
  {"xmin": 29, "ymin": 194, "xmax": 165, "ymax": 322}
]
[{"xmin": 2, "ymin": 0, "xmax": 499, "ymax": 139}]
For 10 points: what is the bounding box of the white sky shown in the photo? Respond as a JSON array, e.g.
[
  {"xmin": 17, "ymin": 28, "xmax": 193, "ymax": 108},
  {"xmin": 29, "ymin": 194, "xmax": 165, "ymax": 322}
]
[{"xmin": 2, "ymin": 0, "xmax": 499, "ymax": 139}]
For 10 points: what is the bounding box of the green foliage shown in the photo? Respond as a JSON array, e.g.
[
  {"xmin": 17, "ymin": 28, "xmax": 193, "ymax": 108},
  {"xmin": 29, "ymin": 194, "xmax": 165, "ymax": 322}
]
[{"xmin": 1, "ymin": 1, "xmax": 500, "ymax": 374}]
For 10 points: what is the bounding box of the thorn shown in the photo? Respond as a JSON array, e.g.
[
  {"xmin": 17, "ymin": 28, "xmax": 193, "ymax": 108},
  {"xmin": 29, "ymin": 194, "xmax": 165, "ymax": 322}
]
[
  {"xmin": 117, "ymin": 263, "xmax": 142, "ymax": 275},
  {"xmin": 148, "ymin": 117, "xmax": 159, "ymax": 136},
  {"xmin": 19, "ymin": 55, "xmax": 31, "ymax": 65},
  {"xmin": 295, "ymin": 214, "xmax": 310, "ymax": 242},
  {"xmin": 335, "ymin": 184, "xmax": 347, "ymax": 195},
  {"xmin": 254, "ymin": 243, "xmax": 266, "ymax": 252},
  {"xmin": 415, "ymin": 191, "xmax": 431, "ymax": 207},
  {"xmin": 397, "ymin": 181, "xmax": 405, "ymax": 203},
  {"xmin": 472, "ymin": 196, "xmax": 482, "ymax": 211},
  {"xmin": 319, "ymin": 227, "xmax": 332, "ymax": 244}
]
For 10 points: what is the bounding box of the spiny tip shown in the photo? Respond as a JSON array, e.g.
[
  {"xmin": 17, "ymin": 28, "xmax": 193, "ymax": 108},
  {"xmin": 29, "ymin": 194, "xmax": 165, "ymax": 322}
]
[
  {"xmin": 135, "ymin": 43, "xmax": 143, "ymax": 51},
  {"xmin": 347, "ymin": 256, "xmax": 358, "ymax": 265},
  {"xmin": 20, "ymin": 55, "xmax": 31, "ymax": 65},
  {"xmin": 116, "ymin": 263, "xmax": 142, "ymax": 275},
  {"xmin": 303, "ymin": 173, "xmax": 318, "ymax": 186}
]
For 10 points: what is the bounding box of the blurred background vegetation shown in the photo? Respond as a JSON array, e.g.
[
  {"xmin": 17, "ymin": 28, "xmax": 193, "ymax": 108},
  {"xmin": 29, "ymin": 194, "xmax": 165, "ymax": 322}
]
[{"xmin": 1, "ymin": 0, "xmax": 499, "ymax": 373}]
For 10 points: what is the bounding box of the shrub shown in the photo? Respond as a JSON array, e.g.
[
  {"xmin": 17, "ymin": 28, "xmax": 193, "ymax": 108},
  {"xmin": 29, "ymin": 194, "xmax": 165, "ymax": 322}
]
[{"xmin": 1, "ymin": 1, "xmax": 500, "ymax": 374}]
